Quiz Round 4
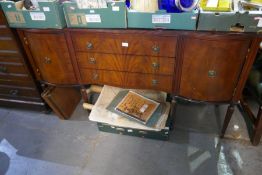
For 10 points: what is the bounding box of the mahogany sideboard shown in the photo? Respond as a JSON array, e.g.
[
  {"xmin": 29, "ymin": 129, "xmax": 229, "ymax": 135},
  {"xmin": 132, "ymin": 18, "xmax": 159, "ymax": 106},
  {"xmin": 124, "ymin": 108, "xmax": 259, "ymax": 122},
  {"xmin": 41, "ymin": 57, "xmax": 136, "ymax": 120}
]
[
  {"xmin": 0, "ymin": 9, "xmax": 46, "ymax": 110},
  {"xmin": 16, "ymin": 28, "xmax": 261, "ymax": 138}
]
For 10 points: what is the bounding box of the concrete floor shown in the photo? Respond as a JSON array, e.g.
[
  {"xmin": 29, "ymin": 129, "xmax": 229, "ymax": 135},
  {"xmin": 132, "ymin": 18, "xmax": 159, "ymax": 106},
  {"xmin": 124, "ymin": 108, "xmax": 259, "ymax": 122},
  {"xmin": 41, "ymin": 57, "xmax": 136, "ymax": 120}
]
[{"xmin": 0, "ymin": 101, "xmax": 262, "ymax": 175}]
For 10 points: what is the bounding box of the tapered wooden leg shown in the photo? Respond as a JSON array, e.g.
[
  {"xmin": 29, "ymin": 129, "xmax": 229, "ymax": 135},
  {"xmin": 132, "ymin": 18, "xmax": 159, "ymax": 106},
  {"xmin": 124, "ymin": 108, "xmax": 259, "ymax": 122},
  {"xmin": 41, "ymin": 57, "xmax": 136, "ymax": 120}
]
[
  {"xmin": 252, "ymin": 106, "xmax": 262, "ymax": 146},
  {"xmin": 220, "ymin": 104, "xmax": 235, "ymax": 138}
]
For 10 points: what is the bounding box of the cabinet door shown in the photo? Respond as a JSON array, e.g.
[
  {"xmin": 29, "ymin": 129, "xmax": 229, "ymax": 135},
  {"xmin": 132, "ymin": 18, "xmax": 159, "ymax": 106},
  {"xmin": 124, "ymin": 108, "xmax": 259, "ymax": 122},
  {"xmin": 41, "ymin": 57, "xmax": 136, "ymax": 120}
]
[
  {"xmin": 178, "ymin": 34, "xmax": 251, "ymax": 102},
  {"xmin": 25, "ymin": 32, "xmax": 76, "ymax": 84}
]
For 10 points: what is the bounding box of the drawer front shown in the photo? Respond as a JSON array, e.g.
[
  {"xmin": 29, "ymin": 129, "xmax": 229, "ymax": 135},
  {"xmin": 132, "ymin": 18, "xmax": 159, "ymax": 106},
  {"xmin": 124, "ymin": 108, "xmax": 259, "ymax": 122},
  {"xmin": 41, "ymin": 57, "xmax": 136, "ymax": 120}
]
[
  {"xmin": 0, "ymin": 79, "xmax": 36, "ymax": 88},
  {"xmin": 0, "ymin": 86, "xmax": 40, "ymax": 98},
  {"xmin": 0, "ymin": 37, "xmax": 18, "ymax": 51},
  {"xmin": 125, "ymin": 55, "xmax": 174, "ymax": 75},
  {"xmin": 0, "ymin": 26, "xmax": 12, "ymax": 36},
  {"xmin": 0, "ymin": 63, "xmax": 31, "ymax": 81},
  {"xmin": 80, "ymin": 69, "xmax": 125, "ymax": 87},
  {"xmin": 0, "ymin": 63, "xmax": 28, "ymax": 75},
  {"xmin": 72, "ymin": 32, "xmax": 177, "ymax": 57},
  {"xmin": 80, "ymin": 69, "xmax": 173, "ymax": 92},
  {"xmin": 0, "ymin": 73, "xmax": 30, "ymax": 81},
  {"xmin": 125, "ymin": 73, "xmax": 173, "ymax": 92},
  {"xmin": 77, "ymin": 52, "xmax": 125, "ymax": 71},
  {"xmin": 0, "ymin": 94, "xmax": 42, "ymax": 103},
  {"xmin": 77, "ymin": 52, "xmax": 175, "ymax": 75},
  {"xmin": 0, "ymin": 55, "xmax": 24, "ymax": 64}
]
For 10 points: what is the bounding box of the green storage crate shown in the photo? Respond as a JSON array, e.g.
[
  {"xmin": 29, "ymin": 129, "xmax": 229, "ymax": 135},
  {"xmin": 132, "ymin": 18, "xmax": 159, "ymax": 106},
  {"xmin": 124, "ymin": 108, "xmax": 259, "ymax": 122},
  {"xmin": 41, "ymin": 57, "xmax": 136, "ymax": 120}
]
[
  {"xmin": 97, "ymin": 114, "xmax": 172, "ymax": 141},
  {"xmin": 198, "ymin": 0, "xmax": 262, "ymax": 33},
  {"xmin": 198, "ymin": 11, "xmax": 240, "ymax": 31},
  {"xmin": 0, "ymin": 0, "xmax": 66, "ymax": 29},
  {"xmin": 198, "ymin": 10, "xmax": 262, "ymax": 32},
  {"xmin": 63, "ymin": 1, "xmax": 126, "ymax": 28},
  {"xmin": 127, "ymin": 9, "xmax": 198, "ymax": 30},
  {"xmin": 239, "ymin": 11, "xmax": 262, "ymax": 32}
]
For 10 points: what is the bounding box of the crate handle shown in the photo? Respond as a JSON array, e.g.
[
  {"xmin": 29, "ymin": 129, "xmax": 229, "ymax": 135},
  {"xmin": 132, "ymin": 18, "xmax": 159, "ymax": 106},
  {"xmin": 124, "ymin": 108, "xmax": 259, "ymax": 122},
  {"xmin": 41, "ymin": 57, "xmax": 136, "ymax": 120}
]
[{"xmin": 230, "ymin": 23, "xmax": 245, "ymax": 32}]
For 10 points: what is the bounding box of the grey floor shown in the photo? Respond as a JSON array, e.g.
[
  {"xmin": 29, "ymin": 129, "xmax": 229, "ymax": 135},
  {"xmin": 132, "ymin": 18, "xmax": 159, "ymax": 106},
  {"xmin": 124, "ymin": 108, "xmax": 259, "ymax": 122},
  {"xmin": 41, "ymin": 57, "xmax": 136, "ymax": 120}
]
[{"xmin": 0, "ymin": 101, "xmax": 261, "ymax": 175}]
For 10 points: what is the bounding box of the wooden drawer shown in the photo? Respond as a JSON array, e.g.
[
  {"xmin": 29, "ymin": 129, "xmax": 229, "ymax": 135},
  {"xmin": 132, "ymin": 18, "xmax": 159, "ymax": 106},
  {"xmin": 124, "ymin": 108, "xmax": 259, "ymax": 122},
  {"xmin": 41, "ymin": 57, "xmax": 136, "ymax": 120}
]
[
  {"xmin": 77, "ymin": 52, "xmax": 175, "ymax": 75},
  {"xmin": 0, "ymin": 86, "xmax": 40, "ymax": 98},
  {"xmin": 0, "ymin": 37, "xmax": 18, "ymax": 51},
  {"xmin": 0, "ymin": 94, "xmax": 42, "ymax": 103},
  {"xmin": 80, "ymin": 69, "xmax": 125, "ymax": 87},
  {"xmin": 0, "ymin": 79, "xmax": 36, "ymax": 88},
  {"xmin": 0, "ymin": 26, "xmax": 12, "ymax": 36},
  {"xmin": 0, "ymin": 55, "xmax": 24, "ymax": 64},
  {"xmin": 0, "ymin": 63, "xmax": 31, "ymax": 81},
  {"xmin": 0, "ymin": 73, "xmax": 30, "ymax": 81},
  {"xmin": 0, "ymin": 63, "xmax": 28, "ymax": 75},
  {"xmin": 125, "ymin": 73, "xmax": 173, "ymax": 92},
  {"xmin": 72, "ymin": 32, "xmax": 177, "ymax": 57},
  {"xmin": 0, "ymin": 49, "xmax": 20, "ymax": 57},
  {"xmin": 80, "ymin": 69, "xmax": 173, "ymax": 92}
]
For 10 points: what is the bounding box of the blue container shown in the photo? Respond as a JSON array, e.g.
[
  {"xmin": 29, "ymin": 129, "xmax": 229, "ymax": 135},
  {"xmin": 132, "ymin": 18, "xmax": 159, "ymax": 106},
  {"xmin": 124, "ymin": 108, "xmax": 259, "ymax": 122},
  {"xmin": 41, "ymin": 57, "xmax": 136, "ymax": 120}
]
[{"xmin": 158, "ymin": 0, "xmax": 195, "ymax": 13}]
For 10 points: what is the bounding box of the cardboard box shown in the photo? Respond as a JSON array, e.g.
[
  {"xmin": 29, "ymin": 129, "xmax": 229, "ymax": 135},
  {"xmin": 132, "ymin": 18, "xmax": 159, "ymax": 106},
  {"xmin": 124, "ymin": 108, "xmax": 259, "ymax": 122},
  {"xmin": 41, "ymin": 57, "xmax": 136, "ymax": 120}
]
[
  {"xmin": 97, "ymin": 120, "xmax": 171, "ymax": 141},
  {"xmin": 0, "ymin": 0, "xmax": 66, "ymax": 29},
  {"xmin": 127, "ymin": 9, "xmax": 198, "ymax": 30},
  {"xmin": 63, "ymin": 1, "xmax": 127, "ymax": 28},
  {"xmin": 198, "ymin": 0, "xmax": 262, "ymax": 32},
  {"xmin": 89, "ymin": 85, "xmax": 172, "ymax": 140}
]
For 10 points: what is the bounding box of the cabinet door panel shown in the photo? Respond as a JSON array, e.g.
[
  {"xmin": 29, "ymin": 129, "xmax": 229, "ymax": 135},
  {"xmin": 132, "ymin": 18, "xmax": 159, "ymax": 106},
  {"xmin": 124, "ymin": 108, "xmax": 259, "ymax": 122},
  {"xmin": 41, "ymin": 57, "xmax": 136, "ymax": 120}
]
[
  {"xmin": 25, "ymin": 32, "xmax": 76, "ymax": 84},
  {"xmin": 179, "ymin": 36, "xmax": 251, "ymax": 102}
]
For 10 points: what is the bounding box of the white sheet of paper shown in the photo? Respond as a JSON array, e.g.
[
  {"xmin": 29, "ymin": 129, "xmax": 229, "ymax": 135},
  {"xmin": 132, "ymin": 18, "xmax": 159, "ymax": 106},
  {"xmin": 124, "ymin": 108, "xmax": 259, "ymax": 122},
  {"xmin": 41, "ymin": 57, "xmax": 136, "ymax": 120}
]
[
  {"xmin": 30, "ymin": 12, "xmax": 46, "ymax": 21},
  {"xmin": 152, "ymin": 15, "xmax": 171, "ymax": 24},
  {"xmin": 85, "ymin": 14, "xmax": 101, "ymax": 23}
]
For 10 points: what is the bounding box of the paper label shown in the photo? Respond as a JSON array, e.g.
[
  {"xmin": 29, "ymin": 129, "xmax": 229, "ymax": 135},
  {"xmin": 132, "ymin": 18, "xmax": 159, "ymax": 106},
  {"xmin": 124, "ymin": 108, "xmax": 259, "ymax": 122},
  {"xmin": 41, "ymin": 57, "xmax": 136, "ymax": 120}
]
[
  {"xmin": 122, "ymin": 42, "xmax": 128, "ymax": 47},
  {"xmin": 85, "ymin": 14, "xmax": 101, "ymax": 23},
  {"xmin": 112, "ymin": 6, "xmax": 120, "ymax": 11},
  {"xmin": 43, "ymin": 7, "xmax": 50, "ymax": 12},
  {"xmin": 140, "ymin": 104, "xmax": 148, "ymax": 113},
  {"xmin": 152, "ymin": 15, "xmax": 171, "ymax": 24},
  {"xmin": 30, "ymin": 12, "xmax": 46, "ymax": 21}
]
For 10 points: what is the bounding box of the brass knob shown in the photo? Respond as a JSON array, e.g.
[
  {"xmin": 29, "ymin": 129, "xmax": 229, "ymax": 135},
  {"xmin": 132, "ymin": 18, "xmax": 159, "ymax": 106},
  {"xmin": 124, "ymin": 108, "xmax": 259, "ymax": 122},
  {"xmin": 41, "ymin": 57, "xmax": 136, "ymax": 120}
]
[
  {"xmin": 89, "ymin": 57, "xmax": 96, "ymax": 64},
  {"xmin": 0, "ymin": 65, "xmax": 7, "ymax": 73},
  {"xmin": 9, "ymin": 89, "xmax": 18, "ymax": 96},
  {"xmin": 87, "ymin": 42, "xmax": 93, "ymax": 49},
  {"xmin": 152, "ymin": 79, "xmax": 159, "ymax": 86},
  {"xmin": 208, "ymin": 70, "xmax": 217, "ymax": 78},
  {"xmin": 44, "ymin": 57, "xmax": 51, "ymax": 64},
  {"xmin": 152, "ymin": 45, "xmax": 160, "ymax": 53},
  {"xmin": 152, "ymin": 62, "xmax": 160, "ymax": 69},
  {"xmin": 93, "ymin": 73, "xmax": 99, "ymax": 80}
]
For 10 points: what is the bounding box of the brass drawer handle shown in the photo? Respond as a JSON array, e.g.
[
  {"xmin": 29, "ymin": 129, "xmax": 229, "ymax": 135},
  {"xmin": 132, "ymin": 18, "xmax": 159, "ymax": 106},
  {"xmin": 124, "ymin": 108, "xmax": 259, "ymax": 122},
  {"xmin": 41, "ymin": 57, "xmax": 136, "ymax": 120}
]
[
  {"xmin": 87, "ymin": 42, "xmax": 93, "ymax": 49},
  {"xmin": 44, "ymin": 57, "xmax": 52, "ymax": 64},
  {"xmin": 152, "ymin": 45, "xmax": 160, "ymax": 53},
  {"xmin": 89, "ymin": 57, "xmax": 96, "ymax": 64},
  {"xmin": 0, "ymin": 65, "xmax": 7, "ymax": 73},
  {"xmin": 208, "ymin": 70, "xmax": 217, "ymax": 78},
  {"xmin": 152, "ymin": 62, "xmax": 160, "ymax": 69},
  {"xmin": 152, "ymin": 79, "xmax": 159, "ymax": 86},
  {"xmin": 93, "ymin": 73, "xmax": 99, "ymax": 80},
  {"xmin": 9, "ymin": 89, "xmax": 19, "ymax": 96}
]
